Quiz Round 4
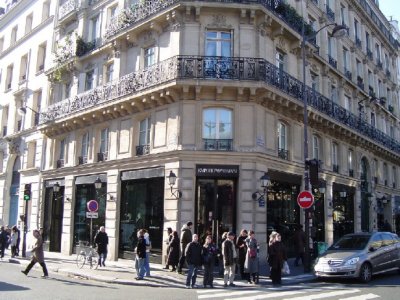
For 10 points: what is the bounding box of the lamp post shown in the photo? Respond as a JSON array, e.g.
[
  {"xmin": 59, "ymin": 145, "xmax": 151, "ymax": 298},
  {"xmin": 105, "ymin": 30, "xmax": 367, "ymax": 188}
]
[
  {"xmin": 298, "ymin": 1, "xmax": 347, "ymax": 271},
  {"xmin": 167, "ymin": 170, "xmax": 182, "ymax": 199}
]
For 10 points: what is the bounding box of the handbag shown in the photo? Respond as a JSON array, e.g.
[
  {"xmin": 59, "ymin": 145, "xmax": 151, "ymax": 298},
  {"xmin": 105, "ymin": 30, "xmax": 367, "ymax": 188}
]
[
  {"xmin": 282, "ymin": 260, "xmax": 290, "ymax": 275},
  {"xmin": 249, "ymin": 248, "xmax": 257, "ymax": 258}
]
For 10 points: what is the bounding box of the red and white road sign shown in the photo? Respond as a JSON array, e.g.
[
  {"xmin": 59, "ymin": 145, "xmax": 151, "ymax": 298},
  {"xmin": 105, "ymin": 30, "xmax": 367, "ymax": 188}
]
[
  {"xmin": 87, "ymin": 200, "xmax": 99, "ymax": 212},
  {"xmin": 297, "ymin": 190, "xmax": 314, "ymax": 209}
]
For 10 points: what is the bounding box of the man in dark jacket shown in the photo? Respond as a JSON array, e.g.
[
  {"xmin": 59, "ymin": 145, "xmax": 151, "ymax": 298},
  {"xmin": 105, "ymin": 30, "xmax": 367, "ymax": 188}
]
[
  {"xmin": 293, "ymin": 225, "xmax": 306, "ymax": 266},
  {"xmin": 185, "ymin": 234, "xmax": 202, "ymax": 288},
  {"xmin": 0, "ymin": 226, "xmax": 8, "ymax": 259},
  {"xmin": 135, "ymin": 229, "xmax": 147, "ymax": 280},
  {"xmin": 177, "ymin": 221, "xmax": 193, "ymax": 273},
  {"xmin": 222, "ymin": 231, "xmax": 237, "ymax": 287},
  {"xmin": 94, "ymin": 226, "xmax": 109, "ymax": 267},
  {"xmin": 21, "ymin": 229, "xmax": 48, "ymax": 278}
]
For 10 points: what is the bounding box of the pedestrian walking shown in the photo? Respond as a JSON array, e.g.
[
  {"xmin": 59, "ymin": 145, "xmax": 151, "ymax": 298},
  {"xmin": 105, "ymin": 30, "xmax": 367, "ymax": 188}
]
[
  {"xmin": 222, "ymin": 231, "xmax": 237, "ymax": 288},
  {"xmin": 10, "ymin": 226, "xmax": 19, "ymax": 258},
  {"xmin": 21, "ymin": 229, "xmax": 48, "ymax": 278},
  {"xmin": 167, "ymin": 231, "xmax": 180, "ymax": 272},
  {"xmin": 144, "ymin": 230, "xmax": 152, "ymax": 276},
  {"xmin": 0, "ymin": 226, "xmax": 8, "ymax": 259},
  {"xmin": 185, "ymin": 234, "xmax": 203, "ymax": 289},
  {"xmin": 202, "ymin": 235, "xmax": 217, "ymax": 288},
  {"xmin": 163, "ymin": 227, "xmax": 173, "ymax": 270},
  {"xmin": 94, "ymin": 226, "xmax": 108, "ymax": 267},
  {"xmin": 177, "ymin": 221, "xmax": 193, "ymax": 274},
  {"xmin": 244, "ymin": 230, "xmax": 259, "ymax": 284},
  {"xmin": 293, "ymin": 225, "xmax": 306, "ymax": 267},
  {"xmin": 236, "ymin": 229, "xmax": 248, "ymax": 280},
  {"xmin": 135, "ymin": 229, "xmax": 147, "ymax": 280},
  {"xmin": 218, "ymin": 232, "xmax": 228, "ymax": 276},
  {"xmin": 268, "ymin": 231, "xmax": 286, "ymax": 286}
]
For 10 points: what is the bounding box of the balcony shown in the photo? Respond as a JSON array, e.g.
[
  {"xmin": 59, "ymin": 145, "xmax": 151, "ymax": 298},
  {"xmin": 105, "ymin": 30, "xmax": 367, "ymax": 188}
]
[
  {"xmin": 355, "ymin": 38, "xmax": 362, "ymax": 49},
  {"xmin": 367, "ymin": 49, "xmax": 373, "ymax": 60},
  {"xmin": 105, "ymin": 0, "xmax": 315, "ymax": 41},
  {"xmin": 56, "ymin": 159, "xmax": 64, "ymax": 168},
  {"xmin": 136, "ymin": 145, "xmax": 150, "ymax": 156},
  {"xmin": 333, "ymin": 164, "xmax": 339, "ymax": 173},
  {"xmin": 97, "ymin": 152, "xmax": 108, "ymax": 162},
  {"xmin": 58, "ymin": 0, "xmax": 78, "ymax": 21},
  {"xmin": 76, "ymin": 37, "xmax": 100, "ymax": 57},
  {"xmin": 278, "ymin": 148, "xmax": 289, "ymax": 160},
  {"xmin": 328, "ymin": 56, "xmax": 337, "ymax": 68},
  {"xmin": 326, "ymin": 6, "xmax": 335, "ymax": 21},
  {"xmin": 204, "ymin": 139, "xmax": 233, "ymax": 151},
  {"xmin": 54, "ymin": 33, "xmax": 76, "ymax": 66},
  {"xmin": 344, "ymin": 69, "xmax": 352, "ymax": 81},
  {"xmin": 40, "ymin": 55, "xmax": 400, "ymax": 155},
  {"xmin": 349, "ymin": 169, "xmax": 354, "ymax": 177}
]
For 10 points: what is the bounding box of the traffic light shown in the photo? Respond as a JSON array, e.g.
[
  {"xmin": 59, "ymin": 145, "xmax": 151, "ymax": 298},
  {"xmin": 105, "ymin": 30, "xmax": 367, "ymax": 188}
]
[
  {"xmin": 23, "ymin": 184, "xmax": 31, "ymax": 201},
  {"xmin": 308, "ymin": 159, "xmax": 319, "ymax": 187}
]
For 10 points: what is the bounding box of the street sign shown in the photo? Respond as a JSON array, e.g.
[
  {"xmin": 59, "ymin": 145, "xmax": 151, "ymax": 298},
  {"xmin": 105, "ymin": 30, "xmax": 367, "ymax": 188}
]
[
  {"xmin": 86, "ymin": 212, "xmax": 98, "ymax": 219},
  {"xmin": 297, "ymin": 190, "xmax": 314, "ymax": 209},
  {"xmin": 87, "ymin": 200, "xmax": 99, "ymax": 212}
]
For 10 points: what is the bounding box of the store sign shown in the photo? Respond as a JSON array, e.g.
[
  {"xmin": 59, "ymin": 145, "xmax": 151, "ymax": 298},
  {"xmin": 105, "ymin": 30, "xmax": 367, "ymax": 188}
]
[{"xmin": 196, "ymin": 165, "xmax": 239, "ymax": 177}]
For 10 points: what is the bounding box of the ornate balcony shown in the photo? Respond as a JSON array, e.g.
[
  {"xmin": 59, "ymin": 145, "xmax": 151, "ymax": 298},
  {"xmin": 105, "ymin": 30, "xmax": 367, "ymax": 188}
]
[
  {"xmin": 328, "ymin": 56, "xmax": 337, "ymax": 69},
  {"xmin": 105, "ymin": 0, "xmax": 314, "ymax": 41},
  {"xmin": 40, "ymin": 55, "xmax": 400, "ymax": 155},
  {"xmin": 203, "ymin": 139, "xmax": 233, "ymax": 151},
  {"xmin": 59, "ymin": 0, "xmax": 78, "ymax": 21},
  {"xmin": 136, "ymin": 145, "xmax": 150, "ymax": 156},
  {"xmin": 278, "ymin": 148, "xmax": 289, "ymax": 160}
]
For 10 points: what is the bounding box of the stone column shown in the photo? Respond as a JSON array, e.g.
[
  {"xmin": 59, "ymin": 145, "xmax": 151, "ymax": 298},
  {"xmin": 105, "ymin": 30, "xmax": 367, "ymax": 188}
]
[
  {"xmin": 325, "ymin": 178, "xmax": 334, "ymax": 245},
  {"xmin": 106, "ymin": 169, "xmax": 119, "ymax": 261},
  {"xmin": 61, "ymin": 175, "xmax": 75, "ymax": 255}
]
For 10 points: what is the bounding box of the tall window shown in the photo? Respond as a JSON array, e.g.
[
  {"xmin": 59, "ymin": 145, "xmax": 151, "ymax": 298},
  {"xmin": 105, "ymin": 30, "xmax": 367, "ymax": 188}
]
[
  {"xmin": 85, "ymin": 70, "xmax": 94, "ymax": 91},
  {"xmin": 275, "ymin": 49, "xmax": 285, "ymax": 71},
  {"xmin": 64, "ymin": 81, "xmax": 71, "ymax": 99},
  {"xmin": 366, "ymin": 32, "xmax": 370, "ymax": 50},
  {"xmin": 144, "ymin": 47, "xmax": 156, "ymax": 68},
  {"xmin": 205, "ymin": 31, "xmax": 232, "ymax": 56},
  {"xmin": 6, "ymin": 64, "xmax": 13, "ymax": 90},
  {"xmin": 59, "ymin": 138, "xmax": 66, "ymax": 167},
  {"xmin": 100, "ymin": 128, "xmax": 109, "ymax": 159},
  {"xmin": 356, "ymin": 59, "xmax": 362, "ymax": 78},
  {"xmin": 375, "ymin": 43, "xmax": 381, "ymax": 62},
  {"xmin": 312, "ymin": 135, "xmax": 320, "ymax": 159},
  {"xmin": 344, "ymin": 95, "xmax": 352, "ymax": 111},
  {"xmin": 81, "ymin": 132, "xmax": 89, "ymax": 163},
  {"xmin": 340, "ymin": 4, "xmax": 347, "ymax": 26},
  {"xmin": 348, "ymin": 149, "xmax": 354, "ymax": 174},
  {"xmin": 203, "ymin": 108, "xmax": 232, "ymax": 140},
  {"xmin": 332, "ymin": 142, "xmax": 339, "ymax": 172},
  {"xmin": 343, "ymin": 47, "xmax": 349, "ymax": 70},
  {"xmin": 383, "ymin": 163, "xmax": 388, "ymax": 186},
  {"xmin": 331, "ymin": 85, "xmax": 338, "ymax": 103},
  {"xmin": 311, "ymin": 73, "xmax": 319, "ymax": 91},
  {"xmin": 25, "ymin": 14, "xmax": 33, "ymax": 35},
  {"xmin": 371, "ymin": 111, "xmax": 376, "ymax": 127},
  {"xmin": 328, "ymin": 36, "xmax": 334, "ymax": 57},
  {"xmin": 354, "ymin": 19, "xmax": 359, "ymax": 40},
  {"xmin": 90, "ymin": 15, "xmax": 100, "ymax": 42},
  {"xmin": 19, "ymin": 54, "xmax": 28, "ymax": 81},
  {"xmin": 0, "ymin": 37, "xmax": 4, "ymax": 53},
  {"xmin": 139, "ymin": 118, "xmax": 151, "ymax": 146},
  {"xmin": 37, "ymin": 43, "xmax": 46, "ymax": 72},
  {"xmin": 11, "ymin": 26, "xmax": 17, "ymax": 45},
  {"xmin": 385, "ymin": 53, "xmax": 390, "ymax": 70},
  {"xmin": 278, "ymin": 122, "xmax": 288, "ymax": 160},
  {"xmin": 42, "ymin": 1, "xmax": 50, "ymax": 21},
  {"xmin": 393, "ymin": 166, "xmax": 397, "ymax": 188},
  {"xmin": 105, "ymin": 63, "xmax": 114, "ymax": 83},
  {"xmin": 108, "ymin": 5, "xmax": 117, "ymax": 26}
]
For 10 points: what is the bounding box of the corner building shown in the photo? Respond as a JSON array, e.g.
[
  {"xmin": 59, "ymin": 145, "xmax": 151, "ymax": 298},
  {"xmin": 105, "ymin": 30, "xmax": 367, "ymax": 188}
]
[{"xmin": 2, "ymin": 0, "xmax": 399, "ymax": 262}]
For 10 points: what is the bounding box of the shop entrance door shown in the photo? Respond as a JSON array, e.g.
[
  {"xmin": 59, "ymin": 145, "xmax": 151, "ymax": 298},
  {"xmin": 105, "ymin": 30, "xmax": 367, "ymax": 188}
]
[{"xmin": 196, "ymin": 179, "xmax": 236, "ymax": 246}]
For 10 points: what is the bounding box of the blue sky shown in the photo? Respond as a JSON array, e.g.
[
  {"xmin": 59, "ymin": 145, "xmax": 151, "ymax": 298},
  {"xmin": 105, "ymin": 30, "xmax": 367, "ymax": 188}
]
[{"xmin": 379, "ymin": 0, "xmax": 400, "ymax": 22}]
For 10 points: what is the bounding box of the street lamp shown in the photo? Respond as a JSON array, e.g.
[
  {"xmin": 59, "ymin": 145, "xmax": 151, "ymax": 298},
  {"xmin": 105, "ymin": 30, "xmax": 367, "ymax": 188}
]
[
  {"xmin": 167, "ymin": 170, "xmax": 182, "ymax": 199},
  {"xmin": 298, "ymin": 3, "xmax": 348, "ymax": 271},
  {"xmin": 94, "ymin": 177, "xmax": 114, "ymax": 201},
  {"xmin": 252, "ymin": 172, "xmax": 271, "ymax": 202}
]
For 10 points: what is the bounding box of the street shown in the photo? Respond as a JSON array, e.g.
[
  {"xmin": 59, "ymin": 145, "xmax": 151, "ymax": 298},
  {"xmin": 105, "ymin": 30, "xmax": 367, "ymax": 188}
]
[{"xmin": 0, "ymin": 261, "xmax": 399, "ymax": 300}]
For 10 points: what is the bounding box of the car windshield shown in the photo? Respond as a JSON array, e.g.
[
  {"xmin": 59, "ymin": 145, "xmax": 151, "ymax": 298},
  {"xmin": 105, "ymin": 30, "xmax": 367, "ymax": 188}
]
[{"xmin": 329, "ymin": 235, "xmax": 370, "ymax": 250}]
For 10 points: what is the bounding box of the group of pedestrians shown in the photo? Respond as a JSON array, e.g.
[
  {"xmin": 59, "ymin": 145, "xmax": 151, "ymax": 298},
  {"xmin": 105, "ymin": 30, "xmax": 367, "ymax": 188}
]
[{"xmin": 0, "ymin": 225, "xmax": 20, "ymax": 259}]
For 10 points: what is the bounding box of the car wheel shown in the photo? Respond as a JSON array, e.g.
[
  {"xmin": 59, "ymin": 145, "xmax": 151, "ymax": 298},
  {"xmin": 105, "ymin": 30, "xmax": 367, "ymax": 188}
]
[{"xmin": 359, "ymin": 263, "xmax": 372, "ymax": 283}]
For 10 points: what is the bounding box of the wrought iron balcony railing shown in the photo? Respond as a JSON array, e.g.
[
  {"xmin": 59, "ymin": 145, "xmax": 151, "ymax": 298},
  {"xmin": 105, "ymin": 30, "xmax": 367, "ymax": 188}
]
[
  {"xmin": 328, "ymin": 56, "xmax": 337, "ymax": 69},
  {"xmin": 278, "ymin": 148, "xmax": 289, "ymax": 160},
  {"xmin": 59, "ymin": 0, "xmax": 78, "ymax": 21},
  {"xmin": 136, "ymin": 144, "xmax": 150, "ymax": 156},
  {"xmin": 203, "ymin": 139, "xmax": 233, "ymax": 151},
  {"xmin": 105, "ymin": 0, "xmax": 315, "ymax": 41},
  {"xmin": 40, "ymin": 55, "xmax": 400, "ymax": 155}
]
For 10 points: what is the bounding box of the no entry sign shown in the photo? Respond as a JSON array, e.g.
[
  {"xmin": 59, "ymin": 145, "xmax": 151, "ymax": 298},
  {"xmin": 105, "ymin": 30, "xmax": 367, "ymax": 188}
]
[
  {"xmin": 297, "ymin": 190, "xmax": 314, "ymax": 209},
  {"xmin": 87, "ymin": 200, "xmax": 99, "ymax": 212}
]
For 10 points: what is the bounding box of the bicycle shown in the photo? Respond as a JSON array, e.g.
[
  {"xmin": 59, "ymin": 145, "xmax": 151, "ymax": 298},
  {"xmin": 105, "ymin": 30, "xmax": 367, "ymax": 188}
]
[{"xmin": 76, "ymin": 241, "xmax": 99, "ymax": 269}]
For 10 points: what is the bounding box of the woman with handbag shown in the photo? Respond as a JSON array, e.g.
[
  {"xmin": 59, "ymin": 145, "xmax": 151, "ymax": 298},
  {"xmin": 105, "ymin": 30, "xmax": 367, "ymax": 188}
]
[
  {"xmin": 244, "ymin": 230, "xmax": 259, "ymax": 284},
  {"xmin": 268, "ymin": 231, "xmax": 287, "ymax": 286}
]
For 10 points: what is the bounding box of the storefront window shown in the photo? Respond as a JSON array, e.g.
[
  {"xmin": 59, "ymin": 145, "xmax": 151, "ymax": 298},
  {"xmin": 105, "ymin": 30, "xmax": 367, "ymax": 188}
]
[
  {"xmin": 267, "ymin": 181, "xmax": 300, "ymax": 257},
  {"xmin": 73, "ymin": 184, "xmax": 106, "ymax": 249},
  {"xmin": 119, "ymin": 178, "xmax": 164, "ymax": 258},
  {"xmin": 332, "ymin": 189, "xmax": 354, "ymax": 242}
]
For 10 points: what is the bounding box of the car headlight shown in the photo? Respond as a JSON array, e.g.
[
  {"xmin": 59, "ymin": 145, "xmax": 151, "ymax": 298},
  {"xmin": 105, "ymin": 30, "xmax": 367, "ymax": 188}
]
[{"xmin": 344, "ymin": 257, "xmax": 359, "ymax": 266}]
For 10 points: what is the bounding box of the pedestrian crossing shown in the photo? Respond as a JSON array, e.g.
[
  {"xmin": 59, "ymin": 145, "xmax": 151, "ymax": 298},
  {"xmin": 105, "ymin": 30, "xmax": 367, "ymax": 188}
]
[{"xmin": 195, "ymin": 284, "xmax": 381, "ymax": 300}]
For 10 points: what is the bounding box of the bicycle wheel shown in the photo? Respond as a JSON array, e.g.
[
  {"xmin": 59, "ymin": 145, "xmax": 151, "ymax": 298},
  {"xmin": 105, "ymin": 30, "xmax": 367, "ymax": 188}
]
[
  {"xmin": 89, "ymin": 255, "xmax": 99, "ymax": 270},
  {"xmin": 76, "ymin": 254, "xmax": 86, "ymax": 269}
]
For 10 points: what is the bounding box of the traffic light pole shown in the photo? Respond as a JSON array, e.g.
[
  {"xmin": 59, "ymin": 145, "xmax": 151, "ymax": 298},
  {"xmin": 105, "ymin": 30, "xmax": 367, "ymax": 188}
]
[{"xmin": 22, "ymin": 198, "xmax": 28, "ymax": 257}]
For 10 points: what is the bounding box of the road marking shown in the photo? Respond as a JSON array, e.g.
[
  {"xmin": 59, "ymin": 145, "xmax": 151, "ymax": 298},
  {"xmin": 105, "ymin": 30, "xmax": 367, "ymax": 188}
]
[
  {"xmin": 338, "ymin": 294, "xmax": 380, "ymax": 300},
  {"xmin": 197, "ymin": 290, "xmax": 261, "ymax": 299},
  {"xmin": 223, "ymin": 289, "xmax": 316, "ymax": 300},
  {"xmin": 283, "ymin": 289, "xmax": 360, "ymax": 300}
]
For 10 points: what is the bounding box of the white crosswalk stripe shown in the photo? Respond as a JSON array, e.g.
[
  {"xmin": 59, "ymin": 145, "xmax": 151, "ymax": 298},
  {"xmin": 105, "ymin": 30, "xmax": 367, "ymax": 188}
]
[{"xmin": 195, "ymin": 285, "xmax": 381, "ymax": 300}]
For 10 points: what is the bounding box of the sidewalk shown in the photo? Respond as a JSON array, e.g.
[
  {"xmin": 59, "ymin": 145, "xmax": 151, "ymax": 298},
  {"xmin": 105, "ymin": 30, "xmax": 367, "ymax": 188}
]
[{"xmin": 3, "ymin": 251, "xmax": 316, "ymax": 288}]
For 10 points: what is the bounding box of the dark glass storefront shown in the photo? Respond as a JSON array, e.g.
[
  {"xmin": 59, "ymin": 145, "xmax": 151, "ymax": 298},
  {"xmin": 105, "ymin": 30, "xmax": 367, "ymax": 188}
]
[
  {"xmin": 311, "ymin": 190, "xmax": 325, "ymax": 244},
  {"xmin": 119, "ymin": 168, "xmax": 164, "ymax": 259},
  {"xmin": 195, "ymin": 165, "xmax": 238, "ymax": 247},
  {"xmin": 267, "ymin": 171, "xmax": 301, "ymax": 257},
  {"xmin": 332, "ymin": 184, "xmax": 355, "ymax": 242},
  {"xmin": 43, "ymin": 179, "xmax": 65, "ymax": 252},
  {"xmin": 73, "ymin": 174, "xmax": 107, "ymax": 251}
]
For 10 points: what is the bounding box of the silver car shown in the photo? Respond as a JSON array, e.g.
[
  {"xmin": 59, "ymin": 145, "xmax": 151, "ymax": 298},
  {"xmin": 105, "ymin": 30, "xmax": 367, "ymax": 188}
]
[{"xmin": 314, "ymin": 232, "xmax": 400, "ymax": 282}]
